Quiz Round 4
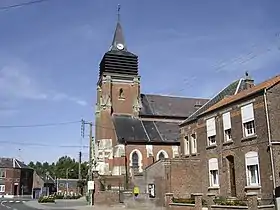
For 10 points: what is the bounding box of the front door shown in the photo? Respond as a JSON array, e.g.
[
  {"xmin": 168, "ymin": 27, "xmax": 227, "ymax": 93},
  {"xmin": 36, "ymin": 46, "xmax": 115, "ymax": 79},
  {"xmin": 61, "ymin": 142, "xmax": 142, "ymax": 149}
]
[
  {"xmin": 227, "ymin": 156, "xmax": 236, "ymax": 197},
  {"xmin": 13, "ymin": 184, "xmax": 18, "ymax": 196}
]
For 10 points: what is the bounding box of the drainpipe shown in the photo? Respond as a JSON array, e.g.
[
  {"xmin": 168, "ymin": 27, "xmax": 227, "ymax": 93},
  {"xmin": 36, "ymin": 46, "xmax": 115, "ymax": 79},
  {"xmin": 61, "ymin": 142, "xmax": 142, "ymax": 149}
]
[{"xmin": 264, "ymin": 88, "xmax": 276, "ymax": 190}]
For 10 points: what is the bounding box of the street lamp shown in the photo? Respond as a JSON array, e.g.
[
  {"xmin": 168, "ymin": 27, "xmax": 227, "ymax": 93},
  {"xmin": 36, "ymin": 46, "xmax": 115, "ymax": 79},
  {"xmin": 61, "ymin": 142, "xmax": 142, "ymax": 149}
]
[{"xmin": 66, "ymin": 168, "xmax": 74, "ymax": 195}]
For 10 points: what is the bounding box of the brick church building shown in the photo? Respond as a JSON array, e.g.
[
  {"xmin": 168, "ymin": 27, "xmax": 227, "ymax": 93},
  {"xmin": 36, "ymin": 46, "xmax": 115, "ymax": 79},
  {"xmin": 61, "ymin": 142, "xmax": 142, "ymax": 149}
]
[{"xmin": 94, "ymin": 15, "xmax": 208, "ymax": 176}]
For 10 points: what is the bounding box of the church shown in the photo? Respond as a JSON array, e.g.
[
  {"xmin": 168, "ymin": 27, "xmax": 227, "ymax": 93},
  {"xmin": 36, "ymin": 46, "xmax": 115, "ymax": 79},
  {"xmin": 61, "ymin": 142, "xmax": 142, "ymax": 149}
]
[{"xmin": 94, "ymin": 14, "xmax": 209, "ymax": 176}]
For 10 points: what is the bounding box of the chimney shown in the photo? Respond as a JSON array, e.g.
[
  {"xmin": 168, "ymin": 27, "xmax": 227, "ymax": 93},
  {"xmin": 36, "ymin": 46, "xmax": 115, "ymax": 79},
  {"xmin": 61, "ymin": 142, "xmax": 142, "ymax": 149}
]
[{"xmin": 244, "ymin": 71, "xmax": 254, "ymax": 89}]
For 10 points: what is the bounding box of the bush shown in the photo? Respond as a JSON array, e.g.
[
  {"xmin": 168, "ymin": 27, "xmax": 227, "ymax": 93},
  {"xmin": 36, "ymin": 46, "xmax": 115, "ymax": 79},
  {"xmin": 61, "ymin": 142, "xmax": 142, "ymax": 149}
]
[
  {"xmin": 54, "ymin": 193, "xmax": 82, "ymax": 200},
  {"xmin": 172, "ymin": 197, "xmax": 195, "ymax": 204},
  {"xmin": 214, "ymin": 197, "xmax": 247, "ymax": 206},
  {"xmin": 38, "ymin": 195, "xmax": 55, "ymax": 203}
]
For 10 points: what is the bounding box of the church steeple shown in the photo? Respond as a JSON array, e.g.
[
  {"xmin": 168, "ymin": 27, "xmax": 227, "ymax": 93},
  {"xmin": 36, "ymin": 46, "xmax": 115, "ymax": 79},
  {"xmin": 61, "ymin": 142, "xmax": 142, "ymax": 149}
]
[
  {"xmin": 110, "ymin": 5, "xmax": 127, "ymax": 52},
  {"xmin": 98, "ymin": 5, "xmax": 138, "ymax": 79}
]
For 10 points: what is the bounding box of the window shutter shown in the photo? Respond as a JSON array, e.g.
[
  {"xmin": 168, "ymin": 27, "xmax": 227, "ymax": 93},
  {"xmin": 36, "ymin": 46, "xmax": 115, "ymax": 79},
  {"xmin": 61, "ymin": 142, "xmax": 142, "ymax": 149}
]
[
  {"xmin": 209, "ymin": 158, "xmax": 218, "ymax": 170},
  {"xmin": 245, "ymin": 152, "xmax": 259, "ymax": 165},
  {"xmin": 241, "ymin": 103, "xmax": 254, "ymax": 123},
  {"xmin": 206, "ymin": 117, "xmax": 216, "ymax": 137},
  {"xmin": 222, "ymin": 112, "xmax": 231, "ymax": 130}
]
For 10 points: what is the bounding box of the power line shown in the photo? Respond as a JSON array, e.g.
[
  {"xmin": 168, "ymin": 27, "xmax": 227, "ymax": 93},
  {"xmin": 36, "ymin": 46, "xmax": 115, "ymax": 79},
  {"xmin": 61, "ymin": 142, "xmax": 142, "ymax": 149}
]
[
  {"xmin": 0, "ymin": 140, "xmax": 89, "ymax": 148},
  {"xmin": 0, "ymin": 120, "xmax": 81, "ymax": 129},
  {"xmin": 0, "ymin": 0, "xmax": 52, "ymax": 11}
]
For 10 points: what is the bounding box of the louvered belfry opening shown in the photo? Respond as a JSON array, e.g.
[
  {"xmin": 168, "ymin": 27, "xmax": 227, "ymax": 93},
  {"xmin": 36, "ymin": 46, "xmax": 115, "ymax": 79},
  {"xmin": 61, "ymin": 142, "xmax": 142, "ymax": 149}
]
[{"xmin": 99, "ymin": 51, "xmax": 138, "ymax": 77}]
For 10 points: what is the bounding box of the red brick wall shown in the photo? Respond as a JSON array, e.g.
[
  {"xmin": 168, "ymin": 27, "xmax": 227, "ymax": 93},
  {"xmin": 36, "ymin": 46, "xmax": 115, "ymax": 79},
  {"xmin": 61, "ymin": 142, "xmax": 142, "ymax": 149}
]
[
  {"xmin": 94, "ymin": 191, "xmax": 120, "ymax": 205},
  {"xmin": 168, "ymin": 204, "xmax": 195, "ymax": 210},
  {"xmin": 3, "ymin": 168, "xmax": 21, "ymax": 195},
  {"xmin": 179, "ymin": 89, "xmax": 279, "ymax": 200}
]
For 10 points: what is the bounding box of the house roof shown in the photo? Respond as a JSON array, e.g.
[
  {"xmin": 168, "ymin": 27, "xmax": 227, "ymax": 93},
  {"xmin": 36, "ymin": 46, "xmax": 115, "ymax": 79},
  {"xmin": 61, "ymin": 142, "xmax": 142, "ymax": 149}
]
[
  {"xmin": 0, "ymin": 158, "xmax": 30, "ymax": 169},
  {"xmin": 140, "ymin": 94, "xmax": 209, "ymax": 118},
  {"xmin": 180, "ymin": 78, "xmax": 247, "ymax": 125},
  {"xmin": 203, "ymin": 75, "xmax": 280, "ymax": 114},
  {"xmin": 112, "ymin": 114, "xmax": 180, "ymax": 144}
]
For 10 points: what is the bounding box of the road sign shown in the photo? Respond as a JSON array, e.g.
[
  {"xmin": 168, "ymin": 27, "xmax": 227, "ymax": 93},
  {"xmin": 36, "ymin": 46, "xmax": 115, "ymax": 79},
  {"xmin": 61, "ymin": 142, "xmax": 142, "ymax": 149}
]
[{"xmin": 88, "ymin": 181, "xmax": 95, "ymax": 190}]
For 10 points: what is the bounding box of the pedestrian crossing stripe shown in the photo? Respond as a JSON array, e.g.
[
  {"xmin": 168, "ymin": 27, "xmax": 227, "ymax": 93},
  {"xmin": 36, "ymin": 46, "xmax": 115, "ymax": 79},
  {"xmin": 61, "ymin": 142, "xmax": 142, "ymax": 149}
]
[{"xmin": 1, "ymin": 201, "xmax": 25, "ymax": 203}]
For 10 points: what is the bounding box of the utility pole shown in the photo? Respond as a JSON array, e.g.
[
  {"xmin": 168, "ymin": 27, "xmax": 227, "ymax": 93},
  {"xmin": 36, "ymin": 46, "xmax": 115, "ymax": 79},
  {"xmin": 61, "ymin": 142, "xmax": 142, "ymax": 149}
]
[
  {"xmin": 81, "ymin": 119, "xmax": 95, "ymax": 206},
  {"xmin": 78, "ymin": 151, "xmax": 82, "ymax": 180}
]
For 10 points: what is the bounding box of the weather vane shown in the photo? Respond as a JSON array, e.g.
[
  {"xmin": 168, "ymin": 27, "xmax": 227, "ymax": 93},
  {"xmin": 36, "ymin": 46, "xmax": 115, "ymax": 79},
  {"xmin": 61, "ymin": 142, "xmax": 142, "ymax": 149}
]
[{"xmin": 117, "ymin": 4, "xmax": 121, "ymax": 22}]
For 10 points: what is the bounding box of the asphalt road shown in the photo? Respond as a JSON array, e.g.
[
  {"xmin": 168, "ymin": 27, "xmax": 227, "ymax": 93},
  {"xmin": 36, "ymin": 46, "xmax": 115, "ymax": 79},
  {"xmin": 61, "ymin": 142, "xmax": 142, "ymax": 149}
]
[{"xmin": 0, "ymin": 199, "xmax": 77, "ymax": 210}]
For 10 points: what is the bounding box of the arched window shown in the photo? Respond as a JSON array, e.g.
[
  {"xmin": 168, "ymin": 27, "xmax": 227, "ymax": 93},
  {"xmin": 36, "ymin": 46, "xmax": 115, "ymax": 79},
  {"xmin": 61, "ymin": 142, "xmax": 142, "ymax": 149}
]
[
  {"xmin": 184, "ymin": 136, "xmax": 190, "ymax": 155},
  {"xmin": 156, "ymin": 150, "xmax": 168, "ymax": 161},
  {"xmin": 132, "ymin": 151, "xmax": 139, "ymax": 170},
  {"xmin": 158, "ymin": 152, "xmax": 165, "ymax": 160},
  {"xmin": 119, "ymin": 88, "xmax": 124, "ymax": 99}
]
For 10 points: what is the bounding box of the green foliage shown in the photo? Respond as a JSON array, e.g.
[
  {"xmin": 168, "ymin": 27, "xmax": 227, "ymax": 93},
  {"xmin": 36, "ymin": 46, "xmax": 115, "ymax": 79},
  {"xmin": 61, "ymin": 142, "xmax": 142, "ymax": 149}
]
[
  {"xmin": 38, "ymin": 195, "xmax": 55, "ymax": 203},
  {"xmin": 172, "ymin": 197, "xmax": 207, "ymax": 206},
  {"xmin": 28, "ymin": 156, "xmax": 89, "ymax": 179},
  {"xmin": 54, "ymin": 193, "xmax": 82, "ymax": 200},
  {"xmin": 172, "ymin": 197, "xmax": 195, "ymax": 204},
  {"xmin": 214, "ymin": 197, "xmax": 247, "ymax": 206}
]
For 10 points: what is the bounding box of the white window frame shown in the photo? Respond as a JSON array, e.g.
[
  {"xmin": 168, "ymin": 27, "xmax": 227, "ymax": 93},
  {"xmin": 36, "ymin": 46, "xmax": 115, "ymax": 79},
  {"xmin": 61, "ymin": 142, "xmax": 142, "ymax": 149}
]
[
  {"xmin": 191, "ymin": 133, "xmax": 197, "ymax": 154},
  {"xmin": 209, "ymin": 158, "xmax": 219, "ymax": 187},
  {"xmin": 222, "ymin": 112, "xmax": 232, "ymax": 141},
  {"xmin": 245, "ymin": 151, "xmax": 260, "ymax": 187},
  {"xmin": 0, "ymin": 185, "xmax": 5, "ymax": 193},
  {"xmin": 206, "ymin": 117, "xmax": 216, "ymax": 146},
  {"xmin": 243, "ymin": 121, "xmax": 256, "ymax": 137},
  {"xmin": 241, "ymin": 103, "xmax": 255, "ymax": 137},
  {"xmin": 184, "ymin": 136, "xmax": 190, "ymax": 155}
]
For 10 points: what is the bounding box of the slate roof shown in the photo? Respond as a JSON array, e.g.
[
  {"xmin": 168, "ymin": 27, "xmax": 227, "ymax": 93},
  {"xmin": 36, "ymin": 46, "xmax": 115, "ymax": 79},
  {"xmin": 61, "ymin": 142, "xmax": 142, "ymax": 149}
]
[
  {"xmin": 204, "ymin": 75, "xmax": 280, "ymax": 114},
  {"xmin": 0, "ymin": 158, "xmax": 30, "ymax": 169},
  {"xmin": 112, "ymin": 114, "xmax": 180, "ymax": 145},
  {"xmin": 140, "ymin": 94, "xmax": 209, "ymax": 118},
  {"xmin": 180, "ymin": 78, "xmax": 247, "ymax": 125}
]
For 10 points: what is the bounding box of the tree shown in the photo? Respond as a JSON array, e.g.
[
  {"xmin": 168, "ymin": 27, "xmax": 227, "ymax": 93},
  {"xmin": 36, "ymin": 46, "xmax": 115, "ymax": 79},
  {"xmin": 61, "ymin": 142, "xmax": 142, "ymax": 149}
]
[{"xmin": 28, "ymin": 156, "xmax": 89, "ymax": 180}]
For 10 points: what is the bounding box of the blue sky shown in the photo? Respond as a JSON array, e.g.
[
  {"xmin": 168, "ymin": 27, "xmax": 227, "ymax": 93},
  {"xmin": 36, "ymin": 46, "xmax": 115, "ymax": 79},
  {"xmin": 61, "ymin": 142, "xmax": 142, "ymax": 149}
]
[{"xmin": 0, "ymin": 0, "xmax": 279, "ymax": 163}]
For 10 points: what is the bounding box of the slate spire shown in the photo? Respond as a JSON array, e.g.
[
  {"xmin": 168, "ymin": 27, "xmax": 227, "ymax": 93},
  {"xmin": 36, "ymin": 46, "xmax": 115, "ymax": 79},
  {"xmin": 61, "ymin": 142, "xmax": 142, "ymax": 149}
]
[{"xmin": 110, "ymin": 4, "xmax": 127, "ymax": 51}]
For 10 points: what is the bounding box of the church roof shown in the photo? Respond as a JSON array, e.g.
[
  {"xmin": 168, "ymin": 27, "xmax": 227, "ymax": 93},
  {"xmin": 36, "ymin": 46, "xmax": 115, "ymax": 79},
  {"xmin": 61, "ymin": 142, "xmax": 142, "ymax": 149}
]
[
  {"xmin": 112, "ymin": 114, "xmax": 180, "ymax": 145},
  {"xmin": 140, "ymin": 94, "xmax": 209, "ymax": 118},
  {"xmin": 112, "ymin": 94, "xmax": 209, "ymax": 145}
]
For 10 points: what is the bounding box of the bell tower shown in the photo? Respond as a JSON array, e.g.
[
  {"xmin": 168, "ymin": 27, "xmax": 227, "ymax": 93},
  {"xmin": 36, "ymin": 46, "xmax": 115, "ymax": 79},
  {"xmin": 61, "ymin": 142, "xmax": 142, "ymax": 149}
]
[{"xmin": 95, "ymin": 5, "xmax": 142, "ymax": 145}]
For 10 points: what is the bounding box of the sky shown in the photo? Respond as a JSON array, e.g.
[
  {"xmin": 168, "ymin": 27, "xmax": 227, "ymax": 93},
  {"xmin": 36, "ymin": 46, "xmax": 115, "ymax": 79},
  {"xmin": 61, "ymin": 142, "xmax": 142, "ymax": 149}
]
[{"xmin": 0, "ymin": 0, "xmax": 279, "ymax": 163}]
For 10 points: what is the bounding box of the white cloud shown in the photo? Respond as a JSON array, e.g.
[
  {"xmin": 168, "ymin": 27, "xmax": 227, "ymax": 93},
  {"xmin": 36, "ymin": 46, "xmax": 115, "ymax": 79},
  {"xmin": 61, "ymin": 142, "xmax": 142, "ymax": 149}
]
[{"xmin": 0, "ymin": 64, "xmax": 87, "ymax": 106}]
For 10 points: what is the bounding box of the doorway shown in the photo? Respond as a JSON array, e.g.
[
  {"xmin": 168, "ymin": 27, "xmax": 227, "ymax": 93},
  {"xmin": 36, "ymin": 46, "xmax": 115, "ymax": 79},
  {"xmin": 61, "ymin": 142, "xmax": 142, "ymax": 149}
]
[
  {"xmin": 13, "ymin": 184, "xmax": 18, "ymax": 196},
  {"xmin": 226, "ymin": 155, "xmax": 236, "ymax": 197}
]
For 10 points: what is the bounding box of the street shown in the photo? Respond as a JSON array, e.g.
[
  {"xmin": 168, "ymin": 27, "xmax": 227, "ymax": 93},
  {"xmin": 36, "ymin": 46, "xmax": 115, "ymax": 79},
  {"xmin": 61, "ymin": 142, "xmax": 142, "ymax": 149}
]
[
  {"xmin": 0, "ymin": 198, "xmax": 82, "ymax": 210},
  {"xmin": 0, "ymin": 199, "xmax": 31, "ymax": 210}
]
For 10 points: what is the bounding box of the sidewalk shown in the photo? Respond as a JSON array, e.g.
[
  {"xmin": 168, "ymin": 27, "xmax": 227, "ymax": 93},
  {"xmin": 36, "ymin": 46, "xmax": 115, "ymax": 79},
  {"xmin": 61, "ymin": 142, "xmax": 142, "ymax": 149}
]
[
  {"xmin": 23, "ymin": 200, "xmax": 163, "ymax": 210},
  {"xmin": 24, "ymin": 200, "xmax": 127, "ymax": 210}
]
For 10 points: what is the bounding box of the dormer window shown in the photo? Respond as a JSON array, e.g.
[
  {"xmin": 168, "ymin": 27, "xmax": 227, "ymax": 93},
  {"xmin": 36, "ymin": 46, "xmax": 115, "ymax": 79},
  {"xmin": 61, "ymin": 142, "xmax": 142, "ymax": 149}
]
[{"xmin": 119, "ymin": 88, "xmax": 124, "ymax": 99}]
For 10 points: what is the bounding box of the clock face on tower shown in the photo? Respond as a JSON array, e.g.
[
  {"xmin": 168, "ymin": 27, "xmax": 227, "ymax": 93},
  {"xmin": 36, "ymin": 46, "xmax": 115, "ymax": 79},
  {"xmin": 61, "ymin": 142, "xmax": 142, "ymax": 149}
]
[{"xmin": 116, "ymin": 43, "xmax": 124, "ymax": 50}]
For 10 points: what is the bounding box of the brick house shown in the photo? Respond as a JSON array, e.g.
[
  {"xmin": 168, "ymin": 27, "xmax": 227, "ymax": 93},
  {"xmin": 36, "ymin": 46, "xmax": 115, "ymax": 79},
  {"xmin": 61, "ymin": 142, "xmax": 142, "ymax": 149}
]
[
  {"xmin": 178, "ymin": 73, "xmax": 280, "ymax": 202},
  {"xmin": 94, "ymin": 14, "xmax": 208, "ymax": 178},
  {"xmin": 0, "ymin": 158, "xmax": 33, "ymax": 198}
]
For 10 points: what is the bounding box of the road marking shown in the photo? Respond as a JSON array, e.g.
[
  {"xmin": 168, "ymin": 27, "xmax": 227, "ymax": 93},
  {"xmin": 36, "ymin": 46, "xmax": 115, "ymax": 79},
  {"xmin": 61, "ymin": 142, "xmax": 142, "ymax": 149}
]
[
  {"xmin": 15, "ymin": 201, "xmax": 20, "ymax": 203},
  {"xmin": 0, "ymin": 201, "xmax": 5, "ymax": 207},
  {"xmin": 9, "ymin": 201, "xmax": 14, "ymax": 203},
  {"xmin": 2, "ymin": 201, "xmax": 7, "ymax": 203},
  {"xmin": 13, "ymin": 208, "xmax": 17, "ymax": 210},
  {"xmin": 6, "ymin": 206, "xmax": 11, "ymax": 209}
]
